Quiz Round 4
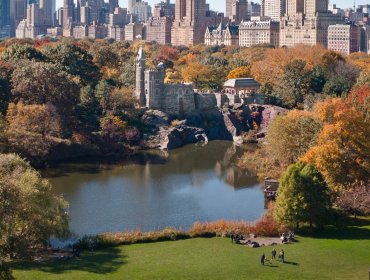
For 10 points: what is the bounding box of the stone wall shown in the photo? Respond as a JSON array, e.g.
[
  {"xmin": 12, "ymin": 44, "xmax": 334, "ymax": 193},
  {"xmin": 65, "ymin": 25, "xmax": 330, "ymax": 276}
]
[
  {"xmin": 162, "ymin": 84, "xmax": 196, "ymax": 115},
  {"xmin": 194, "ymin": 93, "xmax": 217, "ymax": 110}
]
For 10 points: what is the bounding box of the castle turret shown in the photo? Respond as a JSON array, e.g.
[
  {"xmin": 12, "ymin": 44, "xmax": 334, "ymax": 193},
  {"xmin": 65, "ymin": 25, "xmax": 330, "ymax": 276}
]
[{"xmin": 136, "ymin": 46, "xmax": 146, "ymax": 106}]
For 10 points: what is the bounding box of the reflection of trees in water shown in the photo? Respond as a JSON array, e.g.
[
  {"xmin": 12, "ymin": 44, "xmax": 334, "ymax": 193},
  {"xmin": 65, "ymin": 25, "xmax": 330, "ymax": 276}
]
[{"xmin": 48, "ymin": 141, "xmax": 260, "ymax": 192}]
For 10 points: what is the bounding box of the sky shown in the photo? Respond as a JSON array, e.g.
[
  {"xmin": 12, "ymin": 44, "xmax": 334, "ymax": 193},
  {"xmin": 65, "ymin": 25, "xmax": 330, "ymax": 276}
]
[{"xmin": 55, "ymin": 0, "xmax": 369, "ymax": 13}]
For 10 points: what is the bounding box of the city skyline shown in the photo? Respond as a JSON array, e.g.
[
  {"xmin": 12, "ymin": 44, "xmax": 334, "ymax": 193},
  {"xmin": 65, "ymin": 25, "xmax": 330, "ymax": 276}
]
[{"xmin": 54, "ymin": 0, "xmax": 370, "ymax": 14}]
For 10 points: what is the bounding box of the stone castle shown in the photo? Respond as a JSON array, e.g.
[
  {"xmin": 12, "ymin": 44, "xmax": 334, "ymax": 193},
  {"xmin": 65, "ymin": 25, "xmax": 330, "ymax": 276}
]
[
  {"xmin": 135, "ymin": 47, "xmax": 264, "ymax": 116},
  {"xmin": 135, "ymin": 46, "xmax": 217, "ymax": 116}
]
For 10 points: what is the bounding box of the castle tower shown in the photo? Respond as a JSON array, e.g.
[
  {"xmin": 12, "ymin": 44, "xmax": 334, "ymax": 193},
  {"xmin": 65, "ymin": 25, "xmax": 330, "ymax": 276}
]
[{"xmin": 136, "ymin": 46, "xmax": 146, "ymax": 107}]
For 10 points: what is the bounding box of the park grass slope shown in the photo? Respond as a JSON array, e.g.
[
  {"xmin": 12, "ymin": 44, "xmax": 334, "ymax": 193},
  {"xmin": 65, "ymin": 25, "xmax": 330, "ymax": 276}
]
[{"xmin": 13, "ymin": 217, "xmax": 370, "ymax": 280}]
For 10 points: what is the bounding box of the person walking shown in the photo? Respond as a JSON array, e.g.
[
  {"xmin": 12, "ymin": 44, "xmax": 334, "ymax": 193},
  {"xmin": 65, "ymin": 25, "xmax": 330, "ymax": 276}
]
[
  {"xmin": 280, "ymin": 249, "xmax": 285, "ymax": 263},
  {"xmin": 260, "ymin": 253, "xmax": 265, "ymax": 265},
  {"xmin": 272, "ymin": 248, "xmax": 276, "ymax": 259}
]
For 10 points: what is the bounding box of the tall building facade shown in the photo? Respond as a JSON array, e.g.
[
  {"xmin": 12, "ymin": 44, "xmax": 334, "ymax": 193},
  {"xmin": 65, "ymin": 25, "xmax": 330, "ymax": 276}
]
[
  {"xmin": 39, "ymin": 0, "xmax": 54, "ymax": 26},
  {"xmin": 205, "ymin": 23, "xmax": 239, "ymax": 46},
  {"xmin": 63, "ymin": 0, "xmax": 74, "ymax": 27},
  {"xmin": 226, "ymin": 0, "xmax": 233, "ymax": 17},
  {"xmin": 280, "ymin": 0, "xmax": 341, "ymax": 48},
  {"xmin": 0, "ymin": 0, "xmax": 11, "ymax": 38},
  {"xmin": 144, "ymin": 16, "xmax": 172, "ymax": 44},
  {"xmin": 132, "ymin": 1, "xmax": 152, "ymax": 22},
  {"xmin": 261, "ymin": 0, "xmax": 286, "ymax": 21},
  {"xmin": 172, "ymin": 0, "xmax": 218, "ymax": 46},
  {"xmin": 15, "ymin": 0, "xmax": 55, "ymax": 38},
  {"xmin": 239, "ymin": 20, "xmax": 280, "ymax": 48},
  {"xmin": 248, "ymin": 1, "xmax": 261, "ymax": 17},
  {"xmin": 153, "ymin": 0, "xmax": 175, "ymax": 18},
  {"xmin": 10, "ymin": 0, "xmax": 27, "ymax": 36},
  {"xmin": 328, "ymin": 24, "xmax": 361, "ymax": 55}
]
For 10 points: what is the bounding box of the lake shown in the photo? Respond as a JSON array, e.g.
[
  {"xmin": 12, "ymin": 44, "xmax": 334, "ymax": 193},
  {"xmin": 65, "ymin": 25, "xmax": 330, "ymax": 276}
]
[{"xmin": 46, "ymin": 141, "xmax": 266, "ymax": 236}]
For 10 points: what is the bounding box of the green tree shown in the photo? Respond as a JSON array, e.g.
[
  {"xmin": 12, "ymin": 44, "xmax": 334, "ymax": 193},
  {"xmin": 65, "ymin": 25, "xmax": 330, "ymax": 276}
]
[
  {"xmin": 310, "ymin": 64, "xmax": 327, "ymax": 93},
  {"xmin": 0, "ymin": 44, "xmax": 44, "ymax": 62},
  {"xmin": 0, "ymin": 62, "xmax": 13, "ymax": 114},
  {"xmin": 323, "ymin": 61, "xmax": 360, "ymax": 97},
  {"xmin": 119, "ymin": 56, "xmax": 136, "ymax": 88},
  {"xmin": 76, "ymin": 85, "xmax": 100, "ymax": 133},
  {"xmin": 95, "ymin": 79, "xmax": 114, "ymax": 115},
  {"xmin": 274, "ymin": 59, "xmax": 312, "ymax": 109},
  {"xmin": 0, "ymin": 154, "xmax": 69, "ymax": 259},
  {"xmin": 275, "ymin": 162, "xmax": 332, "ymax": 229},
  {"xmin": 42, "ymin": 43, "xmax": 100, "ymax": 85}
]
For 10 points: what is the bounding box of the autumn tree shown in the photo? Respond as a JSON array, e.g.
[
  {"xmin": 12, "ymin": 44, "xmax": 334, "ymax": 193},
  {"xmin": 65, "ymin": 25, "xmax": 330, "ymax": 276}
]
[
  {"xmin": 275, "ymin": 162, "xmax": 332, "ymax": 229},
  {"xmin": 6, "ymin": 103, "xmax": 62, "ymax": 157},
  {"xmin": 266, "ymin": 110, "xmax": 322, "ymax": 170},
  {"xmin": 0, "ymin": 62, "xmax": 13, "ymax": 114},
  {"xmin": 0, "ymin": 114, "xmax": 7, "ymax": 153},
  {"xmin": 0, "ymin": 44, "xmax": 44, "ymax": 62},
  {"xmin": 251, "ymin": 45, "xmax": 326, "ymax": 87},
  {"xmin": 11, "ymin": 62, "xmax": 80, "ymax": 135},
  {"xmin": 336, "ymin": 182, "xmax": 370, "ymax": 217},
  {"xmin": 301, "ymin": 98, "xmax": 370, "ymax": 190},
  {"xmin": 227, "ymin": 66, "xmax": 251, "ymax": 79},
  {"xmin": 0, "ymin": 154, "xmax": 69, "ymax": 260},
  {"xmin": 107, "ymin": 87, "xmax": 137, "ymax": 116},
  {"xmin": 347, "ymin": 84, "xmax": 370, "ymax": 120},
  {"xmin": 181, "ymin": 61, "xmax": 210, "ymax": 88}
]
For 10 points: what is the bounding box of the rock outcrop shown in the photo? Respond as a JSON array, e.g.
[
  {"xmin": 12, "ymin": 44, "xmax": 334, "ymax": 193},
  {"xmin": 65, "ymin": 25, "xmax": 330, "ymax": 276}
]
[{"xmin": 141, "ymin": 105, "xmax": 287, "ymax": 150}]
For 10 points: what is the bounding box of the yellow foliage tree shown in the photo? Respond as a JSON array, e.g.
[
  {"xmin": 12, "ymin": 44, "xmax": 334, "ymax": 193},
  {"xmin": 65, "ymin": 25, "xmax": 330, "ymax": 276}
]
[
  {"xmin": 181, "ymin": 61, "xmax": 210, "ymax": 87},
  {"xmin": 227, "ymin": 66, "xmax": 252, "ymax": 79}
]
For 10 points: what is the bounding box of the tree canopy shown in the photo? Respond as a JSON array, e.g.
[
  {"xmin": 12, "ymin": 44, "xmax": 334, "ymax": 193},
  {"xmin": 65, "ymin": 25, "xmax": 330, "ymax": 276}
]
[
  {"xmin": 0, "ymin": 154, "xmax": 69, "ymax": 259},
  {"xmin": 275, "ymin": 162, "xmax": 332, "ymax": 228}
]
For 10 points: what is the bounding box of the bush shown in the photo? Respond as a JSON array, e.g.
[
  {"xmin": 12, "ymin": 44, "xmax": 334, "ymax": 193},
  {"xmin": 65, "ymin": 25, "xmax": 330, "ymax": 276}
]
[{"xmin": 88, "ymin": 211, "xmax": 284, "ymax": 250}]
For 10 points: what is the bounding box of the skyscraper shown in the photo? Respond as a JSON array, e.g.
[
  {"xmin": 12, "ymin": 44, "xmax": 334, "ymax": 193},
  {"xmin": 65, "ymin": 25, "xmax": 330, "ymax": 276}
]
[
  {"xmin": 39, "ymin": 0, "xmax": 54, "ymax": 26},
  {"xmin": 10, "ymin": 0, "xmax": 27, "ymax": 36},
  {"xmin": 172, "ymin": 0, "xmax": 208, "ymax": 45},
  {"xmin": 63, "ymin": 0, "xmax": 74, "ymax": 27},
  {"xmin": 0, "ymin": 0, "xmax": 11, "ymax": 38},
  {"xmin": 280, "ymin": 0, "xmax": 341, "ymax": 48},
  {"xmin": 0, "ymin": 0, "xmax": 11, "ymax": 27},
  {"xmin": 261, "ymin": 0, "xmax": 286, "ymax": 20},
  {"xmin": 226, "ymin": 0, "xmax": 233, "ymax": 17},
  {"xmin": 286, "ymin": 0, "xmax": 304, "ymax": 15}
]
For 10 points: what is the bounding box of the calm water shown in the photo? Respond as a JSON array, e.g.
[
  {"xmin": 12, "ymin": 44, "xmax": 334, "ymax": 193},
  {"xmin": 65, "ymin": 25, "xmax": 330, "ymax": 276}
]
[{"xmin": 46, "ymin": 141, "xmax": 265, "ymax": 236}]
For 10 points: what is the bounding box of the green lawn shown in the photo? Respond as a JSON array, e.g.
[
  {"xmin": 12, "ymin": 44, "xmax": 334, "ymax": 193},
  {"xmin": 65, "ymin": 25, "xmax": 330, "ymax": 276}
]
[{"xmin": 13, "ymin": 218, "xmax": 370, "ymax": 280}]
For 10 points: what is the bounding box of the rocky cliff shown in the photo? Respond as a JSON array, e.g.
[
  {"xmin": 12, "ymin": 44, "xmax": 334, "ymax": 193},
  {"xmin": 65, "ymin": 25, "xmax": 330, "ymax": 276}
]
[{"xmin": 141, "ymin": 104, "xmax": 287, "ymax": 150}]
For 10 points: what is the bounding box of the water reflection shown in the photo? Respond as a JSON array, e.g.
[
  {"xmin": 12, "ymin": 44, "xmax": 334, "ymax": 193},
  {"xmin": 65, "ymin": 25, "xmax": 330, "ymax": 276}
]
[{"xmin": 46, "ymin": 141, "xmax": 265, "ymax": 236}]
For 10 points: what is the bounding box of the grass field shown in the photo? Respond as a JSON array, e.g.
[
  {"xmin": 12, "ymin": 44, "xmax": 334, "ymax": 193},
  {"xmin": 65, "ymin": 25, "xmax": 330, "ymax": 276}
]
[{"xmin": 12, "ymin": 217, "xmax": 370, "ymax": 280}]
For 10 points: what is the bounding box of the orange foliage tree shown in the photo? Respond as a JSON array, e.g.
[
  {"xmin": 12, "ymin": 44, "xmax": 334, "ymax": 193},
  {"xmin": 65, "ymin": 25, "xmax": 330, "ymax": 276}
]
[
  {"xmin": 301, "ymin": 97, "xmax": 370, "ymax": 190},
  {"xmin": 251, "ymin": 45, "xmax": 327, "ymax": 86}
]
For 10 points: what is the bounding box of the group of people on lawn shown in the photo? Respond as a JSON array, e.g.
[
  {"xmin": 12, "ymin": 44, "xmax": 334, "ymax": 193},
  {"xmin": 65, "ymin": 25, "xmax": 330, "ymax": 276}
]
[{"xmin": 260, "ymin": 248, "xmax": 284, "ymax": 265}]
